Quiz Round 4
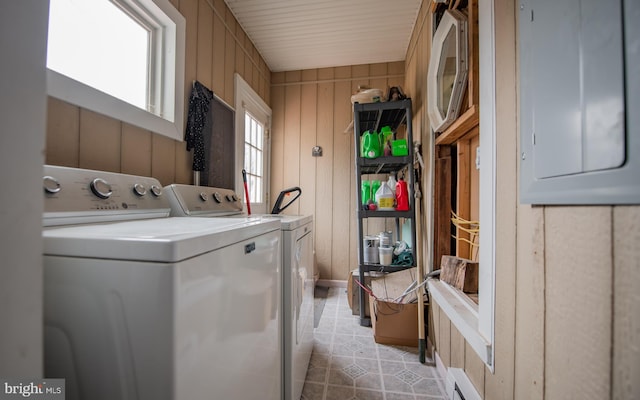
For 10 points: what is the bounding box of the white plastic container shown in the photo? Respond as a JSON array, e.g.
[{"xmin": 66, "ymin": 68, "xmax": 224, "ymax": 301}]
[
  {"xmin": 375, "ymin": 181, "xmax": 395, "ymax": 210},
  {"xmin": 379, "ymin": 246, "xmax": 393, "ymax": 266}
]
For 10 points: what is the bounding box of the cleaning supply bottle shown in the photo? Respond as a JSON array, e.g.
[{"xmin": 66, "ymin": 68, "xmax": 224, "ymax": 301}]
[
  {"xmin": 361, "ymin": 130, "xmax": 381, "ymax": 158},
  {"xmin": 380, "ymin": 126, "xmax": 393, "ymax": 156},
  {"xmin": 361, "ymin": 180, "xmax": 370, "ymax": 205},
  {"xmin": 375, "ymin": 180, "xmax": 395, "ymax": 210},
  {"xmin": 386, "ymin": 175, "xmax": 397, "ymax": 192},
  {"xmin": 396, "ymin": 177, "xmax": 409, "ymax": 211},
  {"xmin": 370, "ymin": 180, "xmax": 381, "ymax": 204}
]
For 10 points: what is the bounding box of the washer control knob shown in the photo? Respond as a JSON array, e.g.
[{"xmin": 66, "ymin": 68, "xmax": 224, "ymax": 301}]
[
  {"xmin": 90, "ymin": 178, "xmax": 112, "ymax": 199},
  {"xmin": 133, "ymin": 183, "xmax": 147, "ymax": 196},
  {"xmin": 232, "ymin": 194, "xmax": 239, "ymax": 202},
  {"xmin": 150, "ymin": 185, "xmax": 162, "ymax": 197},
  {"xmin": 43, "ymin": 176, "xmax": 61, "ymax": 194},
  {"xmin": 213, "ymin": 192, "xmax": 222, "ymax": 203},
  {"xmin": 199, "ymin": 192, "xmax": 208, "ymax": 202},
  {"xmin": 226, "ymin": 194, "xmax": 234, "ymax": 202}
]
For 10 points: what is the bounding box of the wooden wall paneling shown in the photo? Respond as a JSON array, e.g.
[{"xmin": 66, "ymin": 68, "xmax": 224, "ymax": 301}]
[
  {"xmin": 179, "ymin": 0, "xmax": 198, "ymax": 185},
  {"xmin": 174, "ymin": 141, "xmax": 192, "ymax": 184},
  {"xmin": 439, "ymin": 309, "xmax": 451, "ymax": 367},
  {"xmin": 151, "ymin": 134, "xmax": 176, "ymax": 185},
  {"xmin": 235, "ymin": 42, "xmax": 244, "ymax": 79},
  {"xmin": 46, "ymin": 98, "xmax": 79, "ymax": 167},
  {"xmin": 315, "ymin": 80, "xmax": 334, "ymax": 280},
  {"xmin": 514, "ymin": 205, "xmax": 545, "ymax": 400},
  {"xmin": 299, "ymin": 72, "xmax": 318, "ymax": 218},
  {"xmin": 283, "ymin": 85, "xmax": 301, "ymax": 214},
  {"xmin": 612, "ymin": 206, "xmax": 640, "ymax": 400},
  {"xmin": 196, "ymin": 0, "xmax": 213, "ymax": 89},
  {"xmin": 456, "ymin": 139, "xmax": 471, "ymax": 259},
  {"xmin": 224, "ymin": 28, "xmax": 236, "ymax": 106},
  {"xmin": 244, "ymin": 52, "xmax": 253, "ymax": 88},
  {"xmin": 180, "ymin": 0, "xmax": 197, "ymax": 127},
  {"xmin": 370, "ymin": 63, "xmax": 387, "ymax": 79},
  {"xmin": 331, "ymin": 75, "xmax": 352, "ymax": 281},
  {"xmin": 224, "ymin": 7, "xmax": 235, "ymax": 26},
  {"xmin": 211, "ymin": 14, "xmax": 226, "ymax": 98},
  {"xmin": 78, "ymin": 110, "xmax": 121, "ymax": 172},
  {"xmin": 464, "ymin": 341, "xmax": 486, "ymax": 397},
  {"xmin": 431, "ymin": 299, "xmax": 440, "ymax": 354},
  {"xmin": 264, "ymin": 76, "xmax": 270, "ymax": 106},
  {"xmin": 270, "ymin": 84, "xmax": 285, "ymax": 210},
  {"xmin": 433, "ymin": 146, "xmax": 452, "ymax": 269},
  {"xmin": 545, "ymin": 207, "xmax": 612, "ymax": 400},
  {"xmin": 450, "ymin": 324, "xmax": 465, "ymax": 368},
  {"xmin": 253, "ymin": 64, "xmax": 261, "ymax": 96},
  {"xmin": 121, "ymin": 123, "xmax": 152, "ymax": 176},
  {"xmin": 213, "ymin": 0, "xmax": 225, "ymax": 14}
]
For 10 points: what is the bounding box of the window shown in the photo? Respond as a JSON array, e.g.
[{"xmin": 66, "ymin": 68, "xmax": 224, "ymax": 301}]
[
  {"xmin": 46, "ymin": 0, "xmax": 185, "ymax": 141},
  {"xmin": 235, "ymin": 74, "xmax": 272, "ymax": 214},
  {"xmin": 244, "ymin": 112, "xmax": 265, "ymax": 205}
]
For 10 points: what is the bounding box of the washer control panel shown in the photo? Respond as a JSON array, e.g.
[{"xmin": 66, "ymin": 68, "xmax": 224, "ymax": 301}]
[
  {"xmin": 164, "ymin": 184, "xmax": 243, "ymax": 217},
  {"xmin": 43, "ymin": 165, "xmax": 170, "ymax": 225}
]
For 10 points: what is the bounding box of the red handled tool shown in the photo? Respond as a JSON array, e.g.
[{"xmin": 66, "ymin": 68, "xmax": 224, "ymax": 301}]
[{"xmin": 242, "ymin": 169, "xmax": 251, "ymax": 215}]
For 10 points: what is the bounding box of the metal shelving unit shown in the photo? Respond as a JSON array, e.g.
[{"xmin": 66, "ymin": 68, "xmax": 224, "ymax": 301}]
[{"xmin": 353, "ymin": 98, "xmax": 417, "ymax": 326}]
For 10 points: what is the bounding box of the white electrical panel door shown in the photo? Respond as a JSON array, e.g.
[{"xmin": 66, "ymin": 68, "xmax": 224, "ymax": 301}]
[{"xmin": 519, "ymin": 0, "xmax": 640, "ymax": 204}]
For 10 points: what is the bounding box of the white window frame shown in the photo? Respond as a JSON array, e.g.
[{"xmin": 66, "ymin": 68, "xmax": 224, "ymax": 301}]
[
  {"xmin": 234, "ymin": 73, "xmax": 271, "ymax": 214},
  {"xmin": 428, "ymin": 0, "xmax": 496, "ymax": 370},
  {"xmin": 46, "ymin": 0, "xmax": 185, "ymax": 141}
]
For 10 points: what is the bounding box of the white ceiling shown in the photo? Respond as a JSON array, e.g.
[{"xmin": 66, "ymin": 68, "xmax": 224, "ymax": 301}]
[{"xmin": 224, "ymin": 0, "xmax": 422, "ymax": 72}]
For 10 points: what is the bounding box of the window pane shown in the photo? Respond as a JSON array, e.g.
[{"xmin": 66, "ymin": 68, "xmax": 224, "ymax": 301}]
[
  {"xmin": 255, "ymin": 177, "xmax": 262, "ymax": 204},
  {"xmin": 245, "ymin": 113, "xmax": 251, "ymax": 142},
  {"xmin": 244, "ymin": 143, "xmax": 251, "ymax": 171},
  {"xmin": 251, "ymin": 118, "xmax": 258, "ymax": 146},
  {"xmin": 256, "ymin": 149, "xmax": 263, "ymax": 176},
  {"xmin": 251, "ymin": 147, "xmax": 257, "ymax": 175},
  {"xmin": 47, "ymin": 0, "xmax": 149, "ymax": 110},
  {"xmin": 256, "ymin": 123, "xmax": 264, "ymax": 150}
]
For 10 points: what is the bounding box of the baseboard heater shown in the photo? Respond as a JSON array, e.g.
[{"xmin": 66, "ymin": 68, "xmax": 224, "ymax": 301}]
[{"xmin": 445, "ymin": 368, "xmax": 481, "ymax": 400}]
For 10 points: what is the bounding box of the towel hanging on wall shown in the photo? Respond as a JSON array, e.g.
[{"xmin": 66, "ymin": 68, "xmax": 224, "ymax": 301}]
[{"xmin": 185, "ymin": 80, "xmax": 213, "ymax": 171}]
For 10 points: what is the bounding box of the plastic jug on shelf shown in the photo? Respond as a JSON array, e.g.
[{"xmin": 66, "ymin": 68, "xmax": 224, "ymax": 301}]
[
  {"xmin": 361, "ymin": 130, "xmax": 381, "ymax": 158},
  {"xmin": 361, "ymin": 180, "xmax": 371, "ymax": 205},
  {"xmin": 380, "ymin": 126, "xmax": 393, "ymax": 156},
  {"xmin": 396, "ymin": 177, "xmax": 409, "ymax": 211},
  {"xmin": 375, "ymin": 181, "xmax": 395, "ymax": 210}
]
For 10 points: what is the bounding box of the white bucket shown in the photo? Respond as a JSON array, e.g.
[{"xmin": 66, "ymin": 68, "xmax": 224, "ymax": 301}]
[{"xmin": 379, "ymin": 246, "xmax": 393, "ymax": 266}]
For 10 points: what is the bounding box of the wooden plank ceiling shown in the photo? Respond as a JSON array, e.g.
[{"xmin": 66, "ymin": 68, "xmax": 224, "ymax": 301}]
[{"xmin": 224, "ymin": 0, "xmax": 422, "ymax": 72}]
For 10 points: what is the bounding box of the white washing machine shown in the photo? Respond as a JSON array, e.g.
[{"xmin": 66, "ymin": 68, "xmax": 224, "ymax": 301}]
[
  {"xmin": 42, "ymin": 166, "xmax": 281, "ymax": 400},
  {"xmin": 164, "ymin": 184, "xmax": 314, "ymax": 400}
]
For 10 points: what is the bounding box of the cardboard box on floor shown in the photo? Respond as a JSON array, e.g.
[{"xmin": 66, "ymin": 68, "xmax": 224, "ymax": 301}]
[
  {"xmin": 367, "ymin": 267, "xmax": 426, "ymax": 347},
  {"xmin": 347, "ymin": 269, "xmax": 385, "ymax": 317}
]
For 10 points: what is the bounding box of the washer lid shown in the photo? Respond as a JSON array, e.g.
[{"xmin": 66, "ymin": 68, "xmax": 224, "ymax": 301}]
[
  {"xmin": 263, "ymin": 214, "xmax": 313, "ymax": 231},
  {"xmin": 43, "ymin": 217, "xmax": 280, "ymax": 262}
]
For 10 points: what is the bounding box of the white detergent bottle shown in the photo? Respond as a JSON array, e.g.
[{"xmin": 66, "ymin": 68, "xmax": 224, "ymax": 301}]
[
  {"xmin": 375, "ymin": 180, "xmax": 395, "ymax": 210},
  {"xmin": 386, "ymin": 175, "xmax": 397, "ymax": 192}
]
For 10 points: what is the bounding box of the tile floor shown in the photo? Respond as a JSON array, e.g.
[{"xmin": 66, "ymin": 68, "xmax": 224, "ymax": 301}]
[{"xmin": 302, "ymin": 287, "xmax": 445, "ymax": 400}]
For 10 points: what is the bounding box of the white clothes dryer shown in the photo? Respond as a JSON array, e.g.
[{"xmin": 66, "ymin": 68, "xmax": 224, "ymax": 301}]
[
  {"xmin": 42, "ymin": 166, "xmax": 281, "ymax": 400},
  {"xmin": 164, "ymin": 184, "xmax": 314, "ymax": 400}
]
